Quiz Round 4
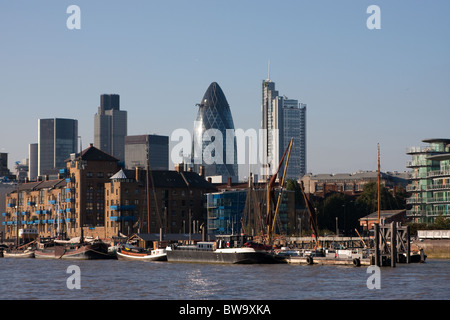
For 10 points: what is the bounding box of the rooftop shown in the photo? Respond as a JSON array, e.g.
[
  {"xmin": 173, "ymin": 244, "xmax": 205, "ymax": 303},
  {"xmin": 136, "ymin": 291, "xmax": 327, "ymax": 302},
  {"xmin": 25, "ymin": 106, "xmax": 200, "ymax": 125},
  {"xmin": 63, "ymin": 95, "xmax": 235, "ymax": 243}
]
[{"xmin": 65, "ymin": 144, "xmax": 119, "ymax": 163}]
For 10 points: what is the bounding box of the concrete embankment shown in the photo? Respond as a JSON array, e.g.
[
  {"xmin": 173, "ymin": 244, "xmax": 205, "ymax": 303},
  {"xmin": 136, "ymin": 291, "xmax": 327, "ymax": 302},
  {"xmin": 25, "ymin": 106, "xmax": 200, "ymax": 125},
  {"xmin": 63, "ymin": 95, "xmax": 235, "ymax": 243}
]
[{"xmin": 412, "ymin": 239, "xmax": 450, "ymax": 259}]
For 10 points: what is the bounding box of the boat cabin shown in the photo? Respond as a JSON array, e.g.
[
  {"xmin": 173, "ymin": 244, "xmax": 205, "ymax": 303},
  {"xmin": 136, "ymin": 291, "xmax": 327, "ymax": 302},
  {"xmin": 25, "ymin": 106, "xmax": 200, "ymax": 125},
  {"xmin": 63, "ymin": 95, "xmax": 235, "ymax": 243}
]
[{"xmin": 196, "ymin": 242, "xmax": 215, "ymax": 251}]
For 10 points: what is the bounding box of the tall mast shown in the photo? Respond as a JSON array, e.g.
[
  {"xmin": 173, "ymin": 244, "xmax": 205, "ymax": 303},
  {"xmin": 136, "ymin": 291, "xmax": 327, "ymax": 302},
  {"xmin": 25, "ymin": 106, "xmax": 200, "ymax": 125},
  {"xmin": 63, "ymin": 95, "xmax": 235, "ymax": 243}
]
[
  {"xmin": 146, "ymin": 136, "xmax": 151, "ymax": 234},
  {"xmin": 146, "ymin": 136, "xmax": 162, "ymax": 235},
  {"xmin": 16, "ymin": 181, "xmax": 20, "ymax": 248},
  {"xmin": 377, "ymin": 143, "xmax": 381, "ymax": 223}
]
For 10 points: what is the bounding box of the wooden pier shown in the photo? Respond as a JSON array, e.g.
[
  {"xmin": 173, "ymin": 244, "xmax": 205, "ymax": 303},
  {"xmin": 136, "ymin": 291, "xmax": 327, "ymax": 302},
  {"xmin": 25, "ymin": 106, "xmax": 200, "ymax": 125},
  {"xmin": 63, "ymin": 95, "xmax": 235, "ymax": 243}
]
[
  {"xmin": 282, "ymin": 220, "xmax": 418, "ymax": 268},
  {"xmin": 374, "ymin": 220, "xmax": 411, "ymax": 267}
]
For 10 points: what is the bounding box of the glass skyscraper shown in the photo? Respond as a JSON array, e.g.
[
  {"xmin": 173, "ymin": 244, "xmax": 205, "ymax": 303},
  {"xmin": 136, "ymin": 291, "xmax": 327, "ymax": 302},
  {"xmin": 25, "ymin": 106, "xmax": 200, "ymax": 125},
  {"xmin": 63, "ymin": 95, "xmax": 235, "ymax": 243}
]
[
  {"xmin": 261, "ymin": 76, "xmax": 307, "ymax": 180},
  {"xmin": 192, "ymin": 82, "xmax": 238, "ymax": 179},
  {"xmin": 124, "ymin": 134, "xmax": 169, "ymax": 171},
  {"xmin": 94, "ymin": 94, "xmax": 127, "ymax": 163},
  {"xmin": 38, "ymin": 118, "xmax": 78, "ymax": 177}
]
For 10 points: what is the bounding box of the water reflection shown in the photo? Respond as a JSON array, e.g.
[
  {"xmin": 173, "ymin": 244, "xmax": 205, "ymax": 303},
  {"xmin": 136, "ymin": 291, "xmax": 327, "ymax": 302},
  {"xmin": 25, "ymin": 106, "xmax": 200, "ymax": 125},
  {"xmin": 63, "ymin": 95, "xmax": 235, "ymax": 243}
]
[{"xmin": 0, "ymin": 259, "xmax": 449, "ymax": 300}]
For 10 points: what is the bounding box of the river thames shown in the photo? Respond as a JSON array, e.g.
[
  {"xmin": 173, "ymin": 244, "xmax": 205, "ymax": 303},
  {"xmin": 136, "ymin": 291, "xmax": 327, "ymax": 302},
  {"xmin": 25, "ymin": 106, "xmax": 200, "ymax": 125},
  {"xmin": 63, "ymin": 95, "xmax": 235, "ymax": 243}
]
[{"xmin": 0, "ymin": 258, "xmax": 449, "ymax": 300}]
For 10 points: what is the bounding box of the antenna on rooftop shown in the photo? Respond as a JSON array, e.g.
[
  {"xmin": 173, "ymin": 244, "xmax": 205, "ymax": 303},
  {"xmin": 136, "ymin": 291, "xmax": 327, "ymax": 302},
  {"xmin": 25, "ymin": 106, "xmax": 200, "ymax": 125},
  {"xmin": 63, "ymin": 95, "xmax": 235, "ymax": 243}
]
[{"xmin": 267, "ymin": 60, "xmax": 271, "ymax": 81}]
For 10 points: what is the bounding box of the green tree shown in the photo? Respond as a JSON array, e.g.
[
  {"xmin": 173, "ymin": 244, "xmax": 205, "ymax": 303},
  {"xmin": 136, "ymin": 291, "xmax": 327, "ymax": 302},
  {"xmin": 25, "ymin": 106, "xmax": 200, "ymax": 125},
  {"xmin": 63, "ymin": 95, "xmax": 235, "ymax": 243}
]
[
  {"xmin": 320, "ymin": 193, "xmax": 357, "ymax": 236},
  {"xmin": 355, "ymin": 182, "xmax": 401, "ymax": 216},
  {"xmin": 434, "ymin": 213, "xmax": 450, "ymax": 229}
]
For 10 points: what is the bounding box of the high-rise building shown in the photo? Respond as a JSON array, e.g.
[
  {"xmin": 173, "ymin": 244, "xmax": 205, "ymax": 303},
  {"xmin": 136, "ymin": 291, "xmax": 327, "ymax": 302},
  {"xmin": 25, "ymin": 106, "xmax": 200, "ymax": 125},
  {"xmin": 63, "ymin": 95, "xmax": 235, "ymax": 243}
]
[
  {"xmin": 192, "ymin": 82, "xmax": 238, "ymax": 180},
  {"xmin": 406, "ymin": 138, "xmax": 450, "ymax": 224},
  {"xmin": 38, "ymin": 118, "xmax": 78, "ymax": 177},
  {"xmin": 124, "ymin": 134, "xmax": 169, "ymax": 171},
  {"xmin": 28, "ymin": 143, "xmax": 38, "ymax": 181},
  {"xmin": 261, "ymin": 75, "xmax": 307, "ymax": 180},
  {"xmin": 0, "ymin": 153, "xmax": 9, "ymax": 177},
  {"xmin": 94, "ymin": 94, "xmax": 127, "ymax": 163}
]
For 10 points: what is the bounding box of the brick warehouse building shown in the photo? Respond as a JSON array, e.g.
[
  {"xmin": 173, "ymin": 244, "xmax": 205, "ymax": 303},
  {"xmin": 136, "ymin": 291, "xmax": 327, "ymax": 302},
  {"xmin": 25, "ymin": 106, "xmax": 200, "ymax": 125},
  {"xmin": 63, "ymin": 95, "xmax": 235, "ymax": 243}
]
[
  {"xmin": 104, "ymin": 165, "xmax": 216, "ymax": 238},
  {"xmin": 2, "ymin": 144, "xmax": 216, "ymax": 242}
]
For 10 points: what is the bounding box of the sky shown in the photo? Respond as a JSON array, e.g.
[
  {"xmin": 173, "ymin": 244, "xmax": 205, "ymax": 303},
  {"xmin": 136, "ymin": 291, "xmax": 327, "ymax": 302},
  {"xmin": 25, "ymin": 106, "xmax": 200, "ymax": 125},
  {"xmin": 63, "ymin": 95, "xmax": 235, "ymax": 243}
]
[{"xmin": 0, "ymin": 0, "xmax": 449, "ymax": 178}]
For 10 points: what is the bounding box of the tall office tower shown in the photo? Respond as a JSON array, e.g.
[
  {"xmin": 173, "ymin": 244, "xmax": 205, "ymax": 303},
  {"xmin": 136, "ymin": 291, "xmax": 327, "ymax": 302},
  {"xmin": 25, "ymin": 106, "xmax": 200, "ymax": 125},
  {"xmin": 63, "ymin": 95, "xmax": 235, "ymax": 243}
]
[
  {"xmin": 124, "ymin": 134, "xmax": 169, "ymax": 171},
  {"xmin": 261, "ymin": 76, "xmax": 279, "ymax": 178},
  {"xmin": 0, "ymin": 153, "xmax": 9, "ymax": 177},
  {"xmin": 192, "ymin": 82, "xmax": 238, "ymax": 180},
  {"xmin": 38, "ymin": 118, "xmax": 78, "ymax": 176},
  {"xmin": 94, "ymin": 94, "xmax": 127, "ymax": 163},
  {"xmin": 28, "ymin": 143, "xmax": 38, "ymax": 181},
  {"xmin": 261, "ymin": 75, "xmax": 307, "ymax": 180}
]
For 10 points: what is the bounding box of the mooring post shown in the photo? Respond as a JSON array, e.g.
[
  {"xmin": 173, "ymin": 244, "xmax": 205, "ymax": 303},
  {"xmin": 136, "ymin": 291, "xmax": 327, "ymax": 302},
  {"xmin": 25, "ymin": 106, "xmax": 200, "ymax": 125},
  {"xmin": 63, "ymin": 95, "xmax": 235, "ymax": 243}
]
[
  {"xmin": 391, "ymin": 222, "xmax": 396, "ymax": 267},
  {"xmin": 406, "ymin": 225, "xmax": 410, "ymax": 263},
  {"xmin": 374, "ymin": 223, "xmax": 380, "ymax": 267}
]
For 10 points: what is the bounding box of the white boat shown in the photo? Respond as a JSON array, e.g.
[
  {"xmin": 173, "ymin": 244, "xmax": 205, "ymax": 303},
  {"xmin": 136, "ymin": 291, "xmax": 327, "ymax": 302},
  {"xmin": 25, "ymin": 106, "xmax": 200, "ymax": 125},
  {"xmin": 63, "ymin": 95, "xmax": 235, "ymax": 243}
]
[
  {"xmin": 3, "ymin": 248, "xmax": 35, "ymax": 258},
  {"xmin": 116, "ymin": 244, "xmax": 167, "ymax": 261}
]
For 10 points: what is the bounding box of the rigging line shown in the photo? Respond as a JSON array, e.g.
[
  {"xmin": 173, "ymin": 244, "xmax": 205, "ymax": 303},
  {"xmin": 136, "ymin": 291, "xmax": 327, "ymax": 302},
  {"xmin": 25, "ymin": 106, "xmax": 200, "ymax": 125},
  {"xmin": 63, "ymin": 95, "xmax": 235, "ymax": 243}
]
[{"xmin": 146, "ymin": 138, "xmax": 163, "ymax": 231}]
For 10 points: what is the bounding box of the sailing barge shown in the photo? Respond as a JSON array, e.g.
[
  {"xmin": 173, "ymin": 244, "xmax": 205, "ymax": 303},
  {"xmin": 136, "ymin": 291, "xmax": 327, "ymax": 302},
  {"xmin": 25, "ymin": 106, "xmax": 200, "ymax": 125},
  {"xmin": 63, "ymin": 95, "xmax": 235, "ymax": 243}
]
[{"xmin": 34, "ymin": 237, "xmax": 114, "ymax": 260}]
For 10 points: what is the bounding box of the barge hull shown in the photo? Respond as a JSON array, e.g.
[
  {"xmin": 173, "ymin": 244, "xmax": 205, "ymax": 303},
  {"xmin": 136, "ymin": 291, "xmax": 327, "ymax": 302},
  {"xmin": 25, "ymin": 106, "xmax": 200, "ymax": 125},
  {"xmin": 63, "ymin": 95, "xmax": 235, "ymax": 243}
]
[{"xmin": 167, "ymin": 250, "xmax": 284, "ymax": 264}]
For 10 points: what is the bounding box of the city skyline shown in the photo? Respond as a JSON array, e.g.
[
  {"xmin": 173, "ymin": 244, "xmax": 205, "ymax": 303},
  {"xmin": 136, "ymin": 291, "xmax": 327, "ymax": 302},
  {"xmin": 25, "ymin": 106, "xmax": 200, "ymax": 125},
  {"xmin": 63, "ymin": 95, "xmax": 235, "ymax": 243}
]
[{"xmin": 0, "ymin": 1, "xmax": 449, "ymax": 176}]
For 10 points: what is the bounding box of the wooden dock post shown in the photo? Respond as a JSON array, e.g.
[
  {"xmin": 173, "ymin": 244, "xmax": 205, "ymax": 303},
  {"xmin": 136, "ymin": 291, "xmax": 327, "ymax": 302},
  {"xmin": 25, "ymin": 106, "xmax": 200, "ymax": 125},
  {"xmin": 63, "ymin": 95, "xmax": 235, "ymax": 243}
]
[
  {"xmin": 391, "ymin": 222, "xmax": 396, "ymax": 267},
  {"xmin": 374, "ymin": 223, "xmax": 380, "ymax": 267},
  {"xmin": 406, "ymin": 225, "xmax": 410, "ymax": 263}
]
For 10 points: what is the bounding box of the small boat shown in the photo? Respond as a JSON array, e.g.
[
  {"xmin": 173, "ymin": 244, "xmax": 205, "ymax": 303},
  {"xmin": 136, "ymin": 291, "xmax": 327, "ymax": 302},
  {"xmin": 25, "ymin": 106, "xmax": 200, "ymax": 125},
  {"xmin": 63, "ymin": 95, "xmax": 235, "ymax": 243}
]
[
  {"xmin": 3, "ymin": 248, "xmax": 35, "ymax": 258},
  {"xmin": 116, "ymin": 244, "xmax": 167, "ymax": 262},
  {"xmin": 408, "ymin": 249, "xmax": 427, "ymax": 263}
]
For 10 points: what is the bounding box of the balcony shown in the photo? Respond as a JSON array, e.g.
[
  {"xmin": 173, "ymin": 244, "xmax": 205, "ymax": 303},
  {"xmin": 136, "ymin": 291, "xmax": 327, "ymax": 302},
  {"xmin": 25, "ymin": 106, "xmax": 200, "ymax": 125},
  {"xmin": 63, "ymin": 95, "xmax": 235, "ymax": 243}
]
[
  {"xmin": 406, "ymin": 146, "xmax": 435, "ymax": 154},
  {"xmin": 406, "ymin": 185, "xmax": 423, "ymax": 192},
  {"xmin": 406, "ymin": 197, "xmax": 424, "ymax": 205},
  {"xmin": 426, "ymin": 197, "xmax": 450, "ymax": 204},
  {"xmin": 109, "ymin": 205, "xmax": 136, "ymax": 211},
  {"xmin": 426, "ymin": 184, "xmax": 450, "ymax": 191},
  {"xmin": 109, "ymin": 216, "xmax": 136, "ymax": 222},
  {"xmin": 427, "ymin": 169, "xmax": 450, "ymax": 178},
  {"xmin": 410, "ymin": 172, "xmax": 427, "ymax": 180},
  {"xmin": 406, "ymin": 160, "xmax": 432, "ymax": 168}
]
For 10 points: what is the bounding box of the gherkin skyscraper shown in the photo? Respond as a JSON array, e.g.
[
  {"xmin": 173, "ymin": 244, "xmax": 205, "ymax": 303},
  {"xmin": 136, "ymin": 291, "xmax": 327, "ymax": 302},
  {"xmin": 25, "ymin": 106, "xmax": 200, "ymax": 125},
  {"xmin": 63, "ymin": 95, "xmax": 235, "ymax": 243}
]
[{"xmin": 192, "ymin": 82, "xmax": 238, "ymax": 179}]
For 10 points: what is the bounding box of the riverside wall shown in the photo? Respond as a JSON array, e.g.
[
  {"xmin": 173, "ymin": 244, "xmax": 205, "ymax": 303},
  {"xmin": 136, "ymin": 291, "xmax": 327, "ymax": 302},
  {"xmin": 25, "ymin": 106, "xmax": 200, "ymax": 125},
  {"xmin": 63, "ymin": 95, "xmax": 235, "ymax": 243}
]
[{"xmin": 412, "ymin": 239, "xmax": 450, "ymax": 259}]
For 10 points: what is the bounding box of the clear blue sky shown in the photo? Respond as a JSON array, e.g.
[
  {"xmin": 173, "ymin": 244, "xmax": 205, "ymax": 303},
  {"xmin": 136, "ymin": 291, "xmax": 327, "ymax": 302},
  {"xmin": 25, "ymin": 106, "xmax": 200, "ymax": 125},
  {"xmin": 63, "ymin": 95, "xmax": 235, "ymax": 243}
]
[{"xmin": 1, "ymin": 0, "xmax": 449, "ymax": 176}]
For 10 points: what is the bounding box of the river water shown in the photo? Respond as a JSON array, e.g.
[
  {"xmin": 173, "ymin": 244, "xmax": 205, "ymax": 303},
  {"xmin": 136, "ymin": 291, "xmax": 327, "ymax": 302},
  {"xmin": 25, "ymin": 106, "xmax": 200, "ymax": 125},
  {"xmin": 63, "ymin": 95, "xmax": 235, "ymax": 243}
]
[{"xmin": 1, "ymin": 258, "xmax": 449, "ymax": 301}]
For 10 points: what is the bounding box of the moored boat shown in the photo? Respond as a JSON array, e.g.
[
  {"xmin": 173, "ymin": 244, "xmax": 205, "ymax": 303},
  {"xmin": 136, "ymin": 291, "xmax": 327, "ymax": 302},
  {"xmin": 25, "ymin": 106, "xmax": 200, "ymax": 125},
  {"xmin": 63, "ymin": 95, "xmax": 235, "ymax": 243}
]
[
  {"xmin": 166, "ymin": 235, "xmax": 286, "ymax": 264},
  {"xmin": 3, "ymin": 248, "xmax": 35, "ymax": 258},
  {"xmin": 116, "ymin": 244, "xmax": 167, "ymax": 262},
  {"xmin": 34, "ymin": 237, "xmax": 115, "ymax": 260}
]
